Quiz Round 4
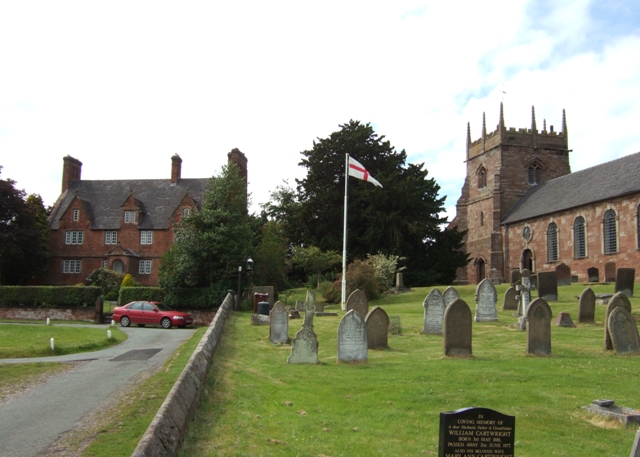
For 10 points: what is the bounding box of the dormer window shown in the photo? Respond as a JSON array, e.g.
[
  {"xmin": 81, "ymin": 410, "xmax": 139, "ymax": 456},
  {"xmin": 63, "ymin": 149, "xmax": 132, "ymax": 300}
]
[
  {"xmin": 124, "ymin": 211, "xmax": 137, "ymax": 223},
  {"xmin": 183, "ymin": 208, "xmax": 191, "ymax": 218},
  {"xmin": 73, "ymin": 209, "xmax": 79, "ymax": 221},
  {"xmin": 528, "ymin": 164, "xmax": 541, "ymax": 184}
]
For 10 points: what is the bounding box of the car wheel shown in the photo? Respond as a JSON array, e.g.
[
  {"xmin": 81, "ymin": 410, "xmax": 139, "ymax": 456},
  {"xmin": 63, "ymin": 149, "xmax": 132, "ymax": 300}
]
[
  {"xmin": 161, "ymin": 317, "xmax": 172, "ymax": 329},
  {"xmin": 136, "ymin": 324, "xmax": 146, "ymax": 327},
  {"xmin": 120, "ymin": 316, "xmax": 131, "ymax": 327}
]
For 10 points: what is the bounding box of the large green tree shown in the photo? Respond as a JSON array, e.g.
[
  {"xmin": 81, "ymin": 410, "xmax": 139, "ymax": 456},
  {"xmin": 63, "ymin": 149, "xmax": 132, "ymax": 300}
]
[{"xmin": 294, "ymin": 120, "xmax": 469, "ymax": 286}]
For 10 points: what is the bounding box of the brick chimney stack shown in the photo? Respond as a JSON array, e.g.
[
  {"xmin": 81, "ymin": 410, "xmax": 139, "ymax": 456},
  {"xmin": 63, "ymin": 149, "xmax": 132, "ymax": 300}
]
[
  {"xmin": 227, "ymin": 148, "xmax": 248, "ymax": 183},
  {"xmin": 62, "ymin": 156, "xmax": 82, "ymax": 192},
  {"xmin": 171, "ymin": 154, "xmax": 182, "ymax": 183}
]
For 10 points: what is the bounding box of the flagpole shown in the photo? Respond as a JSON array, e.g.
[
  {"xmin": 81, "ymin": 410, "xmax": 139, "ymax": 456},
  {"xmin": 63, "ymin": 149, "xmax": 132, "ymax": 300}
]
[{"xmin": 341, "ymin": 153, "xmax": 349, "ymax": 311}]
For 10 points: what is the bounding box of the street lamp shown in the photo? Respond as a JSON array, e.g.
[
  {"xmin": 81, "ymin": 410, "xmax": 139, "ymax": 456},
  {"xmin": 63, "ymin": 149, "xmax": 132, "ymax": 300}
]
[{"xmin": 246, "ymin": 257, "xmax": 254, "ymax": 291}]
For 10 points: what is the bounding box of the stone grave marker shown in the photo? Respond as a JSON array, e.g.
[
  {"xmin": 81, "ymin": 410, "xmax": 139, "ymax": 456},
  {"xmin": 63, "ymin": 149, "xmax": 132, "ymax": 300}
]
[
  {"xmin": 604, "ymin": 292, "xmax": 632, "ymax": 350},
  {"xmin": 295, "ymin": 300, "xmax": 304, "ymax": 312},
  {"xmin": 537, "ymin": 271, "xmax": 558, "ymax": 301},
  {"xmin": 422, "ymin": 288, "xmax": 445, "ymax": 335},
  {"xmin": 337, "ymin": 309, "xmax": 368, "ymax": 363},
  {"xmin": 269, "ymin": 301, "xmax": 289, "ymax": 344},
  {"xmin": 578, "ymin": 287, "xmax": 596, "ymax": 323},
  {"xmin": 608, "ymin": 307, "xmax": 640, "ymax": 355},
  {"xmin": 605, "ymin": 261, "xmax": 616, "ymax": 282},
  {"xmin": 439, "ymin": 407, "xmax": 515, "ymax": 457},
  {"xmin": 315, "ymin": 300, "xmax": 325, "ymax": 313},
  {"xmin": 556, "ymin": 263, "xmax": 571, "ymax": 286},
  {"xmin": 553, "ymin": 312, "xmax": 575, "ymax": 327},
  {"xmin": 389, "ymin": 315, "xmax": 402, "ymax": 335},
  {"xmin": 615, "ymin": 267, "xmax": 635, "ymax": 297},
  {"xmin": 516, "ymin": 269, "xmax": 534, "ymax": 330},
  {"xmin": 631, "ymin": 428, "xmax": 640, "ymax": 457},
  {"xmin": 510, "ymin": 269, "xmax": 522, "ymax": 286},
  {"xmin": 587, "ymin": 267, "xmax": 599, "ymax": 282},
  {"xmin": 443, "ymin": 286, "xmax": 460, "ymax": 307},
  {"xmin": 394, "ymin": 272, "xmax": 410, "ymax": 294},
  {"xmin": 287, "ymin": 295, "xmax": 319, "ymax": 364},
  {"xmin": 502, "ymin": 286, "xmax": 517, "ymax": 311},
  {"xmin": 346, "ymin": 289, "xmax": 368, "ymax": 319},
  {"xmin": 365, "ymin": 306, "xmax": 389, "ymax": 349},
  {"xmin": 526, "ymin": 298, "xmax": 552, "ymax": 355},
  {"xmin": 474, "ymin": 279, "xmax": 498, "ymax": 322},
  {"xmin": 443, "ymin": 298, "xmax": 472, "ymax": 357},
  {"xmin": 489, "ymin": 268, "xmax": 501, "ymax": 285}
]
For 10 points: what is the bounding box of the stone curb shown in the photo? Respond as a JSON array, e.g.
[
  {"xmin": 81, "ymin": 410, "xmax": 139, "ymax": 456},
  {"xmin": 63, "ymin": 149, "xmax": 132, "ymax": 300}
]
[{"xmin": 131, "ymin": 293, "xmax": 233, "ymax": 457}]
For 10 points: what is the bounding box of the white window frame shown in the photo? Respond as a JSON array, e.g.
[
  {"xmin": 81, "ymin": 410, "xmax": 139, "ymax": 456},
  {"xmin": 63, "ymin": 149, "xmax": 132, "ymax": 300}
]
[
  {"xmin": 139, "ymin": 260, "xmax": 152, "ymax": 274},
  {"xmin": 103, "ymin": 260, "xmax": 109, "ymax": 269},
  {"xmin": 140, "ymin": 230, "xmax": 153, "ymax": 245},
  {"xmin": 63, "ymin": 260, "xmax": 81, "ymax": 274},
  {"xmin": 65, "ymin": 230, "xmax": 84, "ymax": 245},
  {"xmin": 72, "ymin": 209, "xmax": 79, "ymax": 221},
  {"xmin": 183, "ymin": 207, "xmax": 191, "ymax": 218},
  {"xmin": 105, "ymin": 231, "xmax": 118, "ymax": 245},
  {"xmin": 124, "ymin": 211, "xmax": 137, "ymax": 223}
]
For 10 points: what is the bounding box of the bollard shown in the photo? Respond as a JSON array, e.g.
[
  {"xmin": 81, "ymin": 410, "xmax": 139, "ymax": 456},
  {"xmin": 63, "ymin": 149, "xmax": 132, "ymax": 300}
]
[
  {"xmin": 107, "ymin": 330, "xmax": 112, "ymax": 339},
  {"xmin": 46, "ymin": 318, "xmax": 50, "ymax": 326},
  {"xmin": 111, "ymin": 319, "xmax": 115, "ymax": 327},
  {"xmin": 50, "ymin": 338, "xmax": 54, "ymax": 352}
]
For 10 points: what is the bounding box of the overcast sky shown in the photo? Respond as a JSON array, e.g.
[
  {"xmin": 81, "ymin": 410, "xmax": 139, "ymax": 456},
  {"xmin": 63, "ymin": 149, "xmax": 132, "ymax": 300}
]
[{"xmin": 2, "ymin": 1, "xmax": 639, "ymax": 222}]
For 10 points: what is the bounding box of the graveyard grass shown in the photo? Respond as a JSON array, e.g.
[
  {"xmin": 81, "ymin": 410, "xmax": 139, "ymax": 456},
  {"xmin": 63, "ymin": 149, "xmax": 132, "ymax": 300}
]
[{"xmin": 180, "ymin": 283, "xmax": 640, "ymax": 457}]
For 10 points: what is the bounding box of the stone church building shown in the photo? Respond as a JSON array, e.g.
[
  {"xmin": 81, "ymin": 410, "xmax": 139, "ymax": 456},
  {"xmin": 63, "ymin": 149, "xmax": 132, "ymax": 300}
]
[
  {"xmin": 44, "ymin": 149, "xmax": 248, "ymax": 286},
  {"xmin": 451, "ymin": 103, "xmax": 640, "ymax": 284}
]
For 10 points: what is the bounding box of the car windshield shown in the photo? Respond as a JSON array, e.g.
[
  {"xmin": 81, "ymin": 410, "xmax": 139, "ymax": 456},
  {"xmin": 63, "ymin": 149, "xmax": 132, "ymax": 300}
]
[{"xmin": 154, "ymin": 303, "xmax": 172, "ymax": 311}]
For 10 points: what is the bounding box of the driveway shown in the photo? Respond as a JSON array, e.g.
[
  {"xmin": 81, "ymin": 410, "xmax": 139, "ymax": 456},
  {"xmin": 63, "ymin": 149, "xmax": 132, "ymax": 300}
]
[{"xmin": 0, "ymin": 324, "xmax": 197, "ymax": 457}]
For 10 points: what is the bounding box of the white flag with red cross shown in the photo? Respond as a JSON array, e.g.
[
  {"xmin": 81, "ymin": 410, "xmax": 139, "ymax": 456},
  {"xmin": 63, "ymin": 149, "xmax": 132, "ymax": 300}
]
[{"xmin": 348, "ymin": 156, "xmax": 383, "ymax": 188}]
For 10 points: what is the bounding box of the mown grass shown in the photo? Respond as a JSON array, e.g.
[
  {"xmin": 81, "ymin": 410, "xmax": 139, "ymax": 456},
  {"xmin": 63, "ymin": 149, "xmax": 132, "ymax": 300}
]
[{"xmin": 180, "ymin": 283, "xmax": 640, "ymax": 457}]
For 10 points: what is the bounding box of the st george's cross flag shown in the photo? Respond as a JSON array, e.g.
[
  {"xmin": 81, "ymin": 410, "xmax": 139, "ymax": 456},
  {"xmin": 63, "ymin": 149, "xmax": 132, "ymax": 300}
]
[{"xmin": 348, "ymin": 156, "xmax": 383, "ymax": 188}]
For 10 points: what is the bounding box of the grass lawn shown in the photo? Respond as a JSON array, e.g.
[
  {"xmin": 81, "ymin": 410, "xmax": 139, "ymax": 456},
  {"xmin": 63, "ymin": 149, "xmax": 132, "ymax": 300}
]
[{"xmin": 180, "ymin": 283, "xmax": 640, "ymax": 457}]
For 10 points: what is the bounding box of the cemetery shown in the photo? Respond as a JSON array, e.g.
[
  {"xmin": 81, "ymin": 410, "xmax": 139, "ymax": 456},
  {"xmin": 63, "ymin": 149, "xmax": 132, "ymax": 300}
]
[{"xmin": 178, "ymin": 281, "xmax": 640, "ymax": 457}]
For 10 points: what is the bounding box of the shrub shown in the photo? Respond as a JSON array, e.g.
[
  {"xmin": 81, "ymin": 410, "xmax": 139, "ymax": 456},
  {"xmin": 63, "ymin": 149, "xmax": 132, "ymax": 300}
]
[
  {"xmin": 120, "ymin": 274, "xmax": 140, "ymax": 288},
  {"xmin": 366, "ymin": 252, "xmax": 406, "ymax": 292},
  {"xmin": 0, "ymin": 286, "xmax": 102, "ymax": 308},
  {"xmin": 346, "ymin": 259, "xmax": 382, "ymax": 300},
  {"xmin": 320, "ymin": 281, "xmax": 341, "ymax": 304},
  {"xmin": 85, "ymin": 269, "xmax": 125, "ymax": 300}
]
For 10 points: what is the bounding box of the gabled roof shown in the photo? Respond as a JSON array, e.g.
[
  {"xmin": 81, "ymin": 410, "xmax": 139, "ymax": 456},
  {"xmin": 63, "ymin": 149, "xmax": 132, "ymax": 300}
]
[
  {"xmin": 502, "ymin": 151, "xmax": 640, "ymax": 224},
  {"xmin": 49, "ymin": 178, "xmax": 210, "ymax": 230}
]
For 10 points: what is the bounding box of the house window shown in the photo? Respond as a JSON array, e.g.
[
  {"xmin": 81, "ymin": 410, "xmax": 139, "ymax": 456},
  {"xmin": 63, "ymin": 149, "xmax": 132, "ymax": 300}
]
[
  {"xmin": 65, "ymin": 231, "xmax": 84, "ymax": 245},
  {"xmin": 140, "ymin": 231, "xmax": 153, "ymax": 245},
  {"xmin": 139, "ymin": 260, "xmax": 152, "ymax": 274},
  {"xmin": 183, "ymin": 207, "xmax": 191, "ymax": 218},
  {"xmin": 604, "ymin": 209, "xmax": 617, "ymax": 254},
  {"xmin": 528, "ymin": 164, "xmax": 541, "ymax": 184},
  {"xmin": 124, "ymin": 211, "xmax": 137, "ymax": 223},
  {"xmin": 573, "ymin": 216, "xmax": 586, "ymax": 258},
  {"xmin": 478, "ymin": 167, "xmax": 487, "ymax": 189},
  {"xmin": 63, "ymin": 260, "xmax": 81, "ymax": 274},
  {"xmin": 72, "ymin": 209, "xmax": 79, "ymax": 221},
  {"xmin": 546, "ymin": 222, "xmax": 558, "ymax": 262},
  {"xmin": 103, "ymin": 260, "xmax": 108, "ymax": 269},
  {"xmin": 105, "ymin": 231, "xmax": 118, "ymax": 245},
  {"xmin": 637, "ymin": 205, "xmax": 640, "ymax": 249}
]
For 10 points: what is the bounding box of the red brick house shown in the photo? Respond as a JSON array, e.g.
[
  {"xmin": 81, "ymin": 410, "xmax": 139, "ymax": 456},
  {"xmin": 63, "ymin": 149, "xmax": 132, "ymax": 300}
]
[
  {"xmin": 44, "ymin": 149, "xmax": 248, "ymax": 286},
  {"xmin": 451, "ymin": 103, "xmax": 640, "ymax": 284}
]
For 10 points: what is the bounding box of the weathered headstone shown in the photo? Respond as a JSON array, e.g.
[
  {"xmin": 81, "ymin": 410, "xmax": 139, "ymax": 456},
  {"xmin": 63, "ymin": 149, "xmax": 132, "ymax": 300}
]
[
  {"xmin": 630, "ymin": 428, "xmax": 640, "ymax": 457},
  {"xmin": 510, "ymin": 269, "xmax": 522, "ymax": 286},
  {"xmin": 422, "ymin": 288, "xmax": 445, "ymax": 335},
  {"xmin": 443, "ymin": 286, "xmax": 460, "ymax": 307},
  {"xmin": 537, "ymin": 271, "xmax": 558, "ymax": 301},
  {"xmin": 337, "ymin": 309, "xmax": 368, "ymax": 363},
  {"xmin": 365, "ymin": 306, "xmax": 389, "ymax": 349},
  {"xmin": 502, "ymin": 286, "xmax": 518, "ymax": 311},
  {"xmin": 516, "ymin": 269, "xmax": 534, "ymax": 330},
  {"xmin": 287, "ymin": 296, "xmax": 319, "ymax": 364},
  {"xmin": 605, "ymin": 261, "xmax": 617, "ymax": 282},
  {"xmin": 615, "ymin": 267, "xmax": 635, "ymax": 297},
  {"xmin": 394, "ymin": 272, "xmax": 410, "ymax": 294},
  {"xmin": 346, "ymin": 289, "xmax": 368, "ymax": 319},
  {"xmin": 389, "ymin": 315, "xmax": 402, "ymax": 335},
  {"xmin": 489, "ymin": 268, "xmax": 501, "ymax": 285},
  {"xmin": 608, "ymin": 307, "xmax": 640, "ymax": 355},
  {"xmin": 526, "ymin": 298, "xmax": 552, "ymax": 355},
  {"xmin": 553, "ymin": 312, "xmax": 575, "ymax": 327},
  {"xmin": 269, "ymin": 301, "xmax": 289, "ymax": 344},
  {"xmin": 439, "ymin": 407, "xmax": 515, "ymax": 457},
  {"xmin": 604, "ymin": 292, "xmax": 632, "ymax": 350},
  {"xmin": 556, "ymin": 263, "xmax": 571, "ymax": 287},
  {"xmin": 578, "ymin": 287, "xmax": 596, "ymax": 323},
  {"xmin": 474, "ymin": 279, "xmax": 498, "ymax": 322},
  {"xmin": 295, "ymin": 300, "xmax": 304, "ymax": 312},
  {"xmin": 443, "ymin": 298, "xmax": 472, "ymax": 357},
  {"xmin": 587, "ymin": 267, "xmax": 599, "ymax": 282}
]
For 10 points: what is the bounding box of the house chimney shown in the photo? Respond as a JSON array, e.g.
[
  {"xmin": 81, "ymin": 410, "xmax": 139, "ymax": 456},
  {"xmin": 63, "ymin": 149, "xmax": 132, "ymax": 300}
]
[
  {"xmin": 227, "ymin": 148, "xmax": 248, "ymax": 184},
  {"xmin": 171, "ymin": 154, "xmax": 182, "ymax": 183},
  {"xmin": 62, "ymin": 156, "xmax": 82, "ymax": 192}
]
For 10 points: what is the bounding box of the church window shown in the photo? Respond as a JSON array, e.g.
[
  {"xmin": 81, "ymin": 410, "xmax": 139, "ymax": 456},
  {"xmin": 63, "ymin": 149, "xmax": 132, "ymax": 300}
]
[
  {"xmin": 480, "ymin": 211, "xmax": 484, "ymax": 226},
  {"xmin": 478, "ymin": 167, "xmax": 487, "ymax": 189},
  {"xmin": 546, "ymin": 222, "xmax": 558, "ymax": 262},
  {"xmin": 573, "ymin": 217, "xmax": 586, "ymax": 258},
  {"xmin": 528, "ymin": 164, "xmax": 541, "ymax": 184},
  {"xmin": 603, "ymin": 209, "xmax": 617, "ymax": 254}
]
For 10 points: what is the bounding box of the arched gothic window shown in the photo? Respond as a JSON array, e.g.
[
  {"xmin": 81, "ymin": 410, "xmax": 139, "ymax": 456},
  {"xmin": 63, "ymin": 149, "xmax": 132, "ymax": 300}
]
[
  {"xmin": 603, "ymin": 209, "xmax": 617, "ymax": 254},
  {"xmin": 528, "ymin": 163, "xmax": 541, "ymax": 184},
  {"xmin": 573, "ymin": 216, "xmax": 586, "ymax": 258},
  {"xmin": 547, "ymin": 222, "xmax": 558, "ymax": 262},
  {"xmin": 478, "ymin": 167, "xmax": 487, "ymax": 189}
]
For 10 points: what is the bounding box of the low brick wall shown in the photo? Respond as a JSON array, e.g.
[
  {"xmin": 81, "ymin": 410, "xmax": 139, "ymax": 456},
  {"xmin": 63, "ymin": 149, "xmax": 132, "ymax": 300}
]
[
  {"xmin": 0, "ymin": 307, "xmax": 96, "ymax": 321},
  {"xmin": 131, "ymin": 293, "xmax": 233, "ymax": 457}
]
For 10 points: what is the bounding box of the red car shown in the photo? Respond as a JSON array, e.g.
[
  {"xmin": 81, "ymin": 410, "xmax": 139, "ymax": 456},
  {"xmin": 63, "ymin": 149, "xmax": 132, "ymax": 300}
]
[{"xmin": 112, "ymin": 301, "xmax": 193, "ymax": 329}]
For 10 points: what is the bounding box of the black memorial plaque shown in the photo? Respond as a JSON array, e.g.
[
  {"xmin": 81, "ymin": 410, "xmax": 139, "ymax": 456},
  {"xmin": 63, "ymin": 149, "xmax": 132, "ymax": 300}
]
[{"xmin": 439, "ymin": 407, "xmax": 515, "ymax": 457}]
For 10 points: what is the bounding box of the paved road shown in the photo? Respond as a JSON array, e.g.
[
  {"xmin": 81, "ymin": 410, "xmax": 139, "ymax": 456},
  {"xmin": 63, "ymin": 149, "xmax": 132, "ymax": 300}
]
[{"xmin": 0, "ymin": 324, "xmax": 197, "ymax": 457}]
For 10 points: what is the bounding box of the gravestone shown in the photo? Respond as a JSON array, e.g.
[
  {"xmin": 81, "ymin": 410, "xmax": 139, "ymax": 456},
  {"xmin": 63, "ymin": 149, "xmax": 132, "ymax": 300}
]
[
  {"xmin": 443, "ymin": 298, "xmax": 472, "ymax": 356},
  {"xmin": 604, "ymin": 292, "xmax": 632, "ymax": 351},
  {"xmin": 587, "ymin": 267, "xmax": 599, "ymax": 282},
  {"xmin": 443, "ymin": 286, "xmax": 460, "ymax": 306},
  {"xmin": 510, "ymin": 269, "xmax": 522, "ymax": 286},
  {"xmin": 269, "ymin": 301, "xmax": 289, "ymax": 344},
  {"xmin": 605, "ymin": 261, "xmax": 616, "ymax": 282},
  {"xmin": 295, "ymin": 300, "xmax": 304, "ymax": 312},
  {"xmin": 287, "ymin": 296, "xmax": 319, "ymax": 364},
  {"xmin": 608, "ymin": 307, "xmax": 640, "ymax": 355},
  {"xmin": 253, "ymin": 286, "xmax": 275, "ymax": 305},
  {"xmin": 394, "ymin": 272, "xmax": 410, "ymax": 294},
  {"xmin": 365, "ymin": 306, "xmax": 389, "ymax": 349},
  {"xmin": 389, "ymin": 315, "xmax": 402, "ymax": 335},
  {"xmin": 631, "ymin": 428, "xmax": 640, "ymax": 457},
  {"xmin": 615, "ymin": 267, "xmax": 635, "ymax": 297},
  {"xmin": 422, "ymin": 288, "xmax": 445, "ymax": 335},
  {"xmin": 537, "ymin": 271, "xmax": 558, "ymax": 301},
  {"xmin": 516, "ymin": 269, "xmax": 534, "ymax": 330},
  {"xmin": 502, "ymin": 286, "xmax": 517, "ymax": 311},
  {"xmin": 337, "ymin": 309, "xmax": 368, "ymax": 363},
  {"xmin": 439, "ymin": 407, "xmax": 515, "ymax": 457},
  {"xmin": 556, "ymin": 263, "xmax": 571, "ymax": 286},
  {"xmin": 315, "ymin": 300, "xmax": 325, "ymax": 313},
  {"xmin": 526, "ymin": 298, "xmax": 552, "ymax": 355},
  {"xmin": 346, "ymin": 289, "xmax": 368, "ymax": 319},
  {"xmin": 488, "ymin": 268, "xmax": 501, "ymax": 285},
  {"xmin": 474, "ymin": 279, "xmax": 498, "ymax": 322},
  {"xmin": 578, "ymin": 287, "xmax": 596, "ymax": 323},
  {"xmin": 553, "ymin": 312, "xmax": 575, "ymax": 327}
]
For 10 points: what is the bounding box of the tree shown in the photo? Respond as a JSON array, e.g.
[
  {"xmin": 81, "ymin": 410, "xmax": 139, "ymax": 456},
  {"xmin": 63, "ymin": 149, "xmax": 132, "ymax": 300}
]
[
  {"xmin": 291, "ymin": 245, "xmax": 342, "ymax": 288},
  {"xmin": 0, "ymin": 168, "xmax": 49, "ymax": 285},
  {"xmin": 253, "ymin": 221, "xmax": 289, "ymax": 291},
  {"xmin": 295, "ymin": 120, "xmax": 469, "ymax": 286}
]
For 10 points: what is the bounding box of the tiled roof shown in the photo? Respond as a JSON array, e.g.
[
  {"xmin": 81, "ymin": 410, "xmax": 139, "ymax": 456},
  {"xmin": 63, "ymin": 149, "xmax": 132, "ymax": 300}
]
[
  {"xmin": 49, "ymin": 178, "xmax": 210, "ymax": 230},
  {"xmin": 502, "ymin": 151, "xmax": 640, "ymax": 224}
]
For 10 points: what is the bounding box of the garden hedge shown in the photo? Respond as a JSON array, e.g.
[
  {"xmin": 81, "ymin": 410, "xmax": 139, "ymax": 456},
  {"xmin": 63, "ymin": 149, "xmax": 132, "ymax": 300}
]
[{"xmin": 0, "ymin": 286, "xmax": 102, "ymax": 308}]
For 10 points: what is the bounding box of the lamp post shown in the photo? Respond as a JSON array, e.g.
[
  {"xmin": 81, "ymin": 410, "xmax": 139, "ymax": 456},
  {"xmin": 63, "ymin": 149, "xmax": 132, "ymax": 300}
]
[
  {"xmin": 246, "ymin": 257, "xmax": 254, "ymax": 292},
  {"xmin": 236, "ymin": 266, "xmax": 242, "ymax": 310}
]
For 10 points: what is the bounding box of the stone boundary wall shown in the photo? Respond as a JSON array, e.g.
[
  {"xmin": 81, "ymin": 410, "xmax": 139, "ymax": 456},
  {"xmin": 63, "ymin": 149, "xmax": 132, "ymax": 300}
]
[{"xmin": 131, "ymin": 293, "xmax": 233, "ymax": 457}]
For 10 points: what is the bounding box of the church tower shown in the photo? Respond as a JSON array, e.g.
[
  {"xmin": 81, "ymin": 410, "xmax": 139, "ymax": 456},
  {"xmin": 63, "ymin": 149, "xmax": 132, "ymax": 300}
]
[{"xmin": 451, "ymin": 103, "xmax": 570, "ymax": 284}]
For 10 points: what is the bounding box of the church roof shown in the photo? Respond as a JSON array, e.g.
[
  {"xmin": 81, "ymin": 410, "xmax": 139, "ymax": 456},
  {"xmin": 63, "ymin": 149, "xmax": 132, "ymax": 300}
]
[
  {"xmin": 502, "ymin": 151, "xmax": 640, "ymax": 224},
  {"xmin": 49, "ymin": 178, "xmax": 210, "ymax": 230}
]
